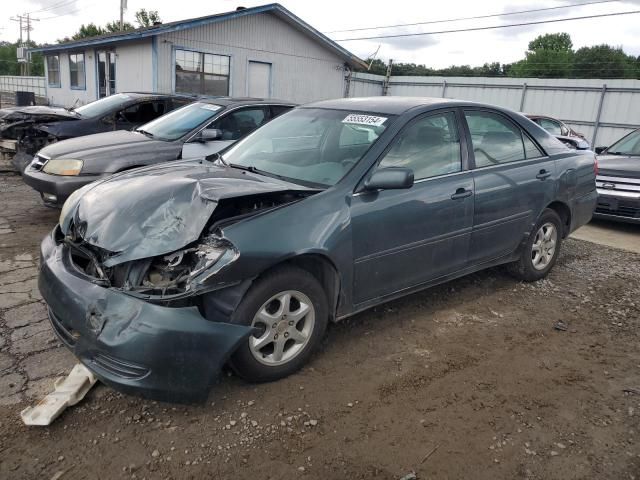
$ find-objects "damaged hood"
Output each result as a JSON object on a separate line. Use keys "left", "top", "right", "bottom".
{"left": 60, "top": 160, "right": 315, "bottom": 266}
{"left": 0, "top": 105, "right": 79, "bottom": 122}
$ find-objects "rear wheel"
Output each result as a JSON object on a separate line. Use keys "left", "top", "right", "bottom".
{"left": 229, "top": 266, "right": 328, "bottom": 382}
{"left": 508, "top": 208, "right": 563, "bottom": 282}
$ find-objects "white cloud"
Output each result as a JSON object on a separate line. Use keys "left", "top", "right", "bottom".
{"left": 0, "top": 0, "right": 637, "bottom": 68}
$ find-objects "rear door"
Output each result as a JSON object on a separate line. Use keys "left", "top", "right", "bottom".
{"left": 463, "top": 109, "right": 556, "bottom": 264}
{"left": 350, "top": 110, "right": 474, "bottom": 304}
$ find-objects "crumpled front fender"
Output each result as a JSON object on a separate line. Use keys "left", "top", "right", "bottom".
{"left": 39, "top": 231, "right": 254, "bottom": 402}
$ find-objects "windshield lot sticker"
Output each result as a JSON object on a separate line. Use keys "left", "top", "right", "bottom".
{"left": 342, "top": 114, "right": 387, "bottom": 127}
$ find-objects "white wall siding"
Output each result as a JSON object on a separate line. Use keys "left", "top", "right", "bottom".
{"left": 46, "top": 50, "right": 97, "bottom": 107}
{"left": 114, "top": 40, "right": 154, "bottom": 93}
{"left": 155, "top": 12, "right": 346, "bottom": 103}
{"left": 349, "top": 73, "right": 640, "bottom": 146}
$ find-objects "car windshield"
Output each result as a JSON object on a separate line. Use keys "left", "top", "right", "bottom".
{"left": 74, "top": 93, "right": 135, "bottom": 118}
{"left": 221, "top": 108, "right": 394, "bottom": 187}
{"left": 607, "top": 130, "right": 640, "bottom": 156}
{"left": 136, "top": 102, "right": 223, "bottom": 141}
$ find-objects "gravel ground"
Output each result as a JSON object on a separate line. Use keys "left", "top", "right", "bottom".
{"left": 0, "top": 172, "right": 639, "bottom": 480}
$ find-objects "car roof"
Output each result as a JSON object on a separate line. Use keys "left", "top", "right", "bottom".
{"left": 195, "top": 97, "right": 296, "bottom": 107}
{"left": 119, "top": 92, "right": 196, "bottom": 100}
{"left": 303, "top": 96, "right": 493, "bottom": 115}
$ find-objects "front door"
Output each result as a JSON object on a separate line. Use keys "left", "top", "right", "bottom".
{"left": 182, "top": 106, "right": 270, "bottom": 159}
{"left": 463, "top": 109, "right": 557, "bottom": 264}
{"left": 97, "top": 51, "right": 116, "bottom": 98}
{"left": 350, "top": 110, "right": 474, "bottom": 305}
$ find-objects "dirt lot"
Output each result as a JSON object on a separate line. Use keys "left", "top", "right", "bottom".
{"left": 1, "top": 171, "right": 639, "bottom": 480}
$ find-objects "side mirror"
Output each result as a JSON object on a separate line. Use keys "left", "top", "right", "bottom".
{"left": 363, "top": 167, "right": 414, "bottom": 191}
{"left": 198, "top": 128, "right": 222, "bottom": 142}
{"left": 595, "top": 146, "right": 607, "bottom": 154}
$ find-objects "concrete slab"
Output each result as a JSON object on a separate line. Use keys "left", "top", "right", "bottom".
{"left": 571, "top": 219, "right": 640, "bottom": 254}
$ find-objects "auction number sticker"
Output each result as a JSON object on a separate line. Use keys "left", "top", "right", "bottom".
{"left": 342, "top": 114, "right": 387, "bottom": 127}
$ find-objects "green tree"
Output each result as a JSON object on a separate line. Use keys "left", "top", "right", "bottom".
{"left": 528, "top": 33, "right": 573, "bottom": 53}
{"left": 509, "top": 32, "right": 574, "bottom": 78}
{"left": 135, "top": 9, "right": 162, "bottom": 28}
{"left": 104, "top": 20, "right": 135, "bottom": 33}
{"left": 572, "top": 45, "right": 636, "bottom": 78}
{"left": 0, "top": 40, "right": 44, "bottom": 76}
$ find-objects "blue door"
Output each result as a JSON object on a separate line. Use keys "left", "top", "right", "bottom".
{"left": 351, "top": 110, "right": 474, "bottom": 305}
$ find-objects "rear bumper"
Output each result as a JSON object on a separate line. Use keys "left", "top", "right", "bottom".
{"left": 569, "top": 189, "right": 597, "bottom": 234}
{"left": 39, "top": 230, "right": 253, "bottom": 403}
{"left": 23, "top": 167, "right": 101, "bottom": 208}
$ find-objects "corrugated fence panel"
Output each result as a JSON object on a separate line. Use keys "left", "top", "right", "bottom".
{"left": 349, "top": 74, "right": 640, "bottom": 146}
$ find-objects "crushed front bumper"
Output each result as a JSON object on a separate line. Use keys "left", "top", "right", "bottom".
{"left": 39, "top": 231, "right": 253, "bottom": 403}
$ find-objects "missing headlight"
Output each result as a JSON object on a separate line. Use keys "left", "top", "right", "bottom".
{"left": 122, "top": 236, "right": 238, "bottom": 298}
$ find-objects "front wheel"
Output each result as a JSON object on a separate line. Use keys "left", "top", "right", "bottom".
{"left": 508, "top": 209, "right": 563, "bottom": 282}
{"left": 229, "top": 266, "right": 328, "bottom": 382}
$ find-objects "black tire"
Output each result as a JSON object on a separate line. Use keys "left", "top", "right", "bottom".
{"left": 508, "top": 208, "right": 563, "bottom": 282}
{"left": 229, "top": 265, "right": 328, "bottom": 382}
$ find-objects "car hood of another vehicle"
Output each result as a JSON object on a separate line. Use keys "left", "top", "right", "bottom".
{"left": 38, "top": 130, "right": 178, "bottom": 173}
{"left": 60, "top": 160, "right": 317, "bottom": 267}
{"left": 597, "top": 154, "right": 640, "bottom": 180}
{"left": 0, "top": 105, "right": 79, "bottom": 121}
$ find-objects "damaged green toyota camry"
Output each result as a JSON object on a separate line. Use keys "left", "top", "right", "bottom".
{"left": 39, "top": 97, "right": 597, "bottom": 401}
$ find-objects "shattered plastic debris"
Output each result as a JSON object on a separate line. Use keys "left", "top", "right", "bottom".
{"left": 20, "top": 363, "right": 97, "bottom": 426}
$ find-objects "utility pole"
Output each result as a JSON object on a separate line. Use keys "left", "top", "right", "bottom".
{"left": 382, "top": 59, "right": 393, "bottom": 96}
{"left": 120, "top": 0, "right": 128, "bottom": 30}
{"left": 10, "top": 14, "right": 39, "bottom": 75}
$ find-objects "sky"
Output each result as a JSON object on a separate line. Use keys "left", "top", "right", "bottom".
{"left": 1, "top": 0, "right": 639, "bottom": 68}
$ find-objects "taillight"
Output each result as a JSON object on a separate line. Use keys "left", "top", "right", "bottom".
{"left": 593, "top": 155, "right": 599, "bottom": 175}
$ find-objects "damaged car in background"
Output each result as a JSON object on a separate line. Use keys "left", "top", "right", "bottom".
{"left": 22, "top": 98, "right": 294, "bottom": 207}
{"left": 1, "top": 92, "right": 194, "bottom": 172}
{"left": 39, "top": 97, "right": 597, "bottom": 402}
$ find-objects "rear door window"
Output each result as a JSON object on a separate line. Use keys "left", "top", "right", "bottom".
{"left": 120, "top": 101, "right": 166, "bottom": 124}
{"left": 464, "top": 111, "right": 542, "bottom": 167}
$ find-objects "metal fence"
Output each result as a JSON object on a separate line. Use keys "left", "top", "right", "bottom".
{"left": 347, "top": 73, "right": 640, "bottom": 147}
{"left": 0, "top": 75, "right": 47, "bottom": 108}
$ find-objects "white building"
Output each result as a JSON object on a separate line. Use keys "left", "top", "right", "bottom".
{"left": 31, "top": 3, "right": 365, "bottom": 107}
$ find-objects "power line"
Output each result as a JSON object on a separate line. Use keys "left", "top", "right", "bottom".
{"left": 335, "top": 9, "right": 640, "bottom": 41}
{"left": 327, "top": 0, "right": 620, "bottom": 34}
{"left": 28, "top": 0, "right": 78, "bottom": 14}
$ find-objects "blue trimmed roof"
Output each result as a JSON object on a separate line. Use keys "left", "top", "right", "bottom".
{"left": 30, "top": 3, "right": 366, "bottom": 68}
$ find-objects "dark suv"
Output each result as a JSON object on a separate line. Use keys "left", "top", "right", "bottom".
{"left": 39, "top": 97, "right": 597, "bottom": 402}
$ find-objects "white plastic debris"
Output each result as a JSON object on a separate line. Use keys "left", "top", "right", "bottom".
{"left": 20, "top": 363, "right": 97, "bottom": 426}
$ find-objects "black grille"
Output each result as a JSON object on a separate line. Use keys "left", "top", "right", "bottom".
{"left": 91, "top": 353, "right": 149, "bottom": 379}
{"left": 596, "top": 200, "right": 640, "bottom": 218}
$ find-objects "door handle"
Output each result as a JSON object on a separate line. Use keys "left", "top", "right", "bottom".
{"left": 451, "top": 188, "right": 472, "bottom": 200}
{"left": 536, "top": 169, "right": 552, "bottom": 180}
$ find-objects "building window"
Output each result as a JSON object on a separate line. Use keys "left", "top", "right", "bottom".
{"left": 175, "top": 49, "right": 230, "bottom": 96}
{"left": 69, "top": 53, "right": 86, "bottom": 90}
{"left": 46, "top": 55, "right": 60, "bottom": 87}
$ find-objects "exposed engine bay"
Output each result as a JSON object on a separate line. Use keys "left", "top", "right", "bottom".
{"left": 62, "top": 191, "right": 313, "bottom": 302}
{"left": 0, "top": 109, "right": 77, "bottom": 154}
